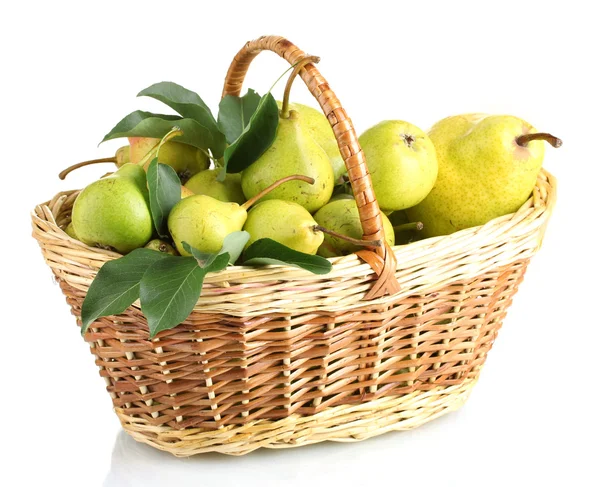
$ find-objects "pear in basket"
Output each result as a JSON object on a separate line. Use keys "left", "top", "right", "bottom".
{"left": 242, "top": 200, "right": 323, "bottom": 255}
{"left": 359, "top": 120, "right": 439, "bottom": 212}
{"left": 241, "top": 108, "right": 334, "bottom": 213}
{"left": 169, "top": 175, "right": 316, "bottom": 256}
{"left": 71, "top": 163, "right": 153, "bottom": 254}
{"left": 313, "top": 198, "right": 395, "bottom": 257}
{"left": 276, "top": 100, "right": 347, "bottom": 182}
{"left": 406, "top": 114, "right": 562, "bottom": 237}
{"left": 58, "top": 137, "right": 208, "bottom": 184}
{"left": 184, "top": 169, "right": 245, "bottom": 204}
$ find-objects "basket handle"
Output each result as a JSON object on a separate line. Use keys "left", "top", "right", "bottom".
{"left": 222, "top": 35, "right": 400, "bottom": 299}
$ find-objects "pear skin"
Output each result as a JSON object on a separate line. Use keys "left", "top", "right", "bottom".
{"left": 277, "top": 101, "right": 346, "bottom": 181}
{"left": 168, "top": 195, "right": 247, "bottom": 255}
{"left": 241, "top": 110, "right": 334, "bottom": 214}
{"left": 313, "top": 199, "right": 395, "bottom": 257}
{"left": 128, "top": 137, "right": 209, "bottom": 180}
{"left": 72, "top": 163, "right": 153, "bottom": 253}
{"left": 359, "top": 120, "right": 438, "bottom": 212}
{"left": 185, "top": 169, "right": 245, "bottom": 204}
{"left": 65, "top": 222, "right": 79, "bottom": 240}
{"left": 145, "top": 239, "right": 178, "bottom": 255}
{"left": 243, "top": 200, "right": 323, "bottom": 254}
{"left": 406, "top": 114, "right": 546, "bottom": 237}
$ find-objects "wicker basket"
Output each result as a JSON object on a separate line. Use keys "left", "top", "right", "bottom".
{"left": 31, "top": 36, "right": 556, "bottom": 456}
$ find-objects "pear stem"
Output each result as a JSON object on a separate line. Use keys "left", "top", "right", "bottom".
{"left": 516, "top": 133, "right": 562, "bottom": 148}
{"left": 393, "top": 222, "right": 424, "bottom": 232}
{"left": 58, "top": 157, "right": 117, "bottom": 180}
{"left": 312, "top": 225, "right": 382, "bottom": 248}
{"left": 280, "top": 55, "right": 321, "bottom": 119}
{"left": 241, "top": 175, "right": 315, "bottom": 210}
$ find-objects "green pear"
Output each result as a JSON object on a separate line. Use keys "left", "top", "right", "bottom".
{"left": 406, "top": 114, "right": 560, "bottom": 237}
{"left": 313, "top": 199, "right": 395, "bottom": 257}
{"left": 241, "top": 110, "right": 334, "bottom": 214}
{"left": 115, "top": 145, "right": 130, "bottom": 166}
{"left": 145, "top": 239, "right": 178, "bottom": 255}
{"left": 277, "top": 101, "right": 346, "bottom": 181}
{"left": 64, "top": 222, "right": 79, "bottom": 240}
{"left": 243, "top": 200, "right": 323, "bottom": 254}
{"left": 168, "top": 195, "right": 247, "bottom": 255}
{"left": 128, "top": 136, "right": 209, "bottom": 182}
{"left": 359, "top": 120, "right": 438, "bottom": 212}
{"left": 184, "top": 169, "right": 245, "bottom": 204}
{"left": 71, "top": 163, "right": 153, "bottom": 253}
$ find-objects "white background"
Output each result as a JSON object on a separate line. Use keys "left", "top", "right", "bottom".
{"left": 3, "top": 1, "right": 599, "bottom": 485}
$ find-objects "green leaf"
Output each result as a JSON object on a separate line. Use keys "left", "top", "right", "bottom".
{"left": 137, "top": 82, "right": 225, "bottom": 157}
{"left": 182, "top": 231, "right": 250, "bottom": 268}
{"left": 101, "top": 110, "right": 225, "bottom": 157}
{"left": 217, "top": 89, "right": 261, "bottom": 144}
{"left": 138, "top": 81, "right": 216, "bottom": 125}
{"left": 220, "top": 231, "right": 250, "bottom": 264}
{"left": 80, "top": 249, "right": 169, "bottom": 334}
{"left": 182, "top": 241, "right": 219, "bottom": 268}
{"left": 243, "top": 239, "right": 333, "bottom": 275}
{"left": 220, "top": 93, "right": 279, "bottom": 178}
{"left": 147, "top": 158, "right": 181, "bottom": 238}
{"left": 140, "top": 254, "right": 230, "bottom": 337}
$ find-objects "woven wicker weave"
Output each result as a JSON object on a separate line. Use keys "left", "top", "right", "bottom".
{"left": 31, "top": 36, "right": 557, "bottom": 456}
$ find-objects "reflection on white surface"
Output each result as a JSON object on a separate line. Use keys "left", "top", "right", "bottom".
{"left": 103, "top": 411, "right": 459, "bottom": 487}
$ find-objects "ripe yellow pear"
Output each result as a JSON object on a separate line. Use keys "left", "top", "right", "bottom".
{"left": 71, "top": 164, "right": 153, "bottom": 253}
{"left": 277, "top": 101, "right": 346, "bottom": 181}
{"left": 313, "top": 199, "right": 395, "bottom": 257}
{"left": 243, "top": 200, "right": 323, "bottom": 254}
{"left": 168, "top": 195, "right": 247, "bottom": 255}
{"left": 128, "top": 136, "right": 209, "bottom": 181}
{"left": 184, "top": 169, "right": 245, "bottom": 204}
{"left": 406, "top": 114, "right": 561, "bottom": 237}
{"left": 359, "top": 120, "right": 438, "bottom": 212}
{"left": 241, "top": 110, "right": 334, "bottom": 213}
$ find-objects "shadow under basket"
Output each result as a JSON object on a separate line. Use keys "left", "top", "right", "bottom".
{"left": 31, "top": 36, "right": 557, "bottom": 456}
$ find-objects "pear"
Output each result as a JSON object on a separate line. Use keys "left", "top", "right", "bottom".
{"left": 168, "top": 195, "right": 246, "bottom": 255}
{"left": 277, "top": 101, "right": 346, "bottom": 181}
{"left": 313, "top": 199, "right": 395, "bottom": 257}
{"left": 241, "top": 110, "right": 334, "bottom": 214}
{"left": 184, "top": 169, "right": 245, "bottom": 204}
{"left": 71, "top": 163, "right": 153, "bottom": 253}
{"left": 406, "top": 114, "right": 561, "bottom": 237}
{"left": 243, "top": 200, "right": 323, "bottom": 254}
{"left": 128, "top": 136, "right": 209, "bottom": 182}
{"left": 169, "top": 175, "right": 314, "bottom": 256}
{"left": 359, "top": 120, "right": 438, "bottom": 212}
{"left": 64, "top": 222, "right": 79, "bottom": 240}
{"left": 145, "top": 239, "right": 178, "bottom": 255}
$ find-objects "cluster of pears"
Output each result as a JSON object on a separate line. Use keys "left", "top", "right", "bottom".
{"left": 355, "top": 114, "right": 560, "bottom": 240}
{"left": 63, "top": 94, "right": 560, "bottom": 260}
{"left": 63, "top": 97, "right": 395, "bottom": 260}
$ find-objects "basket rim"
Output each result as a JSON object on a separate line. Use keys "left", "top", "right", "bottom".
{"left": 31, "top": 168, "right": 556, "bottom": 315}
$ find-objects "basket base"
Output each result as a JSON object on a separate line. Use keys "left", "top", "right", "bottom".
{"left": 117, "top": 378, "right": 477, "bottom": 456}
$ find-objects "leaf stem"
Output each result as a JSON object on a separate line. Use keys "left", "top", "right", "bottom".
{"left": 58, "top": 157, "right": 117, "bottom": 180}
{"left": 312, "top": 225, "right": 382, "bottom": 248}
{"left": 516, "top": 132, "right": 562, "bottom": 148}
{"left": 280, "top": 55, "right": 321, "bottom": 119}
{"left": 241, "top": 174, "right": 315, "bottom": 210}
